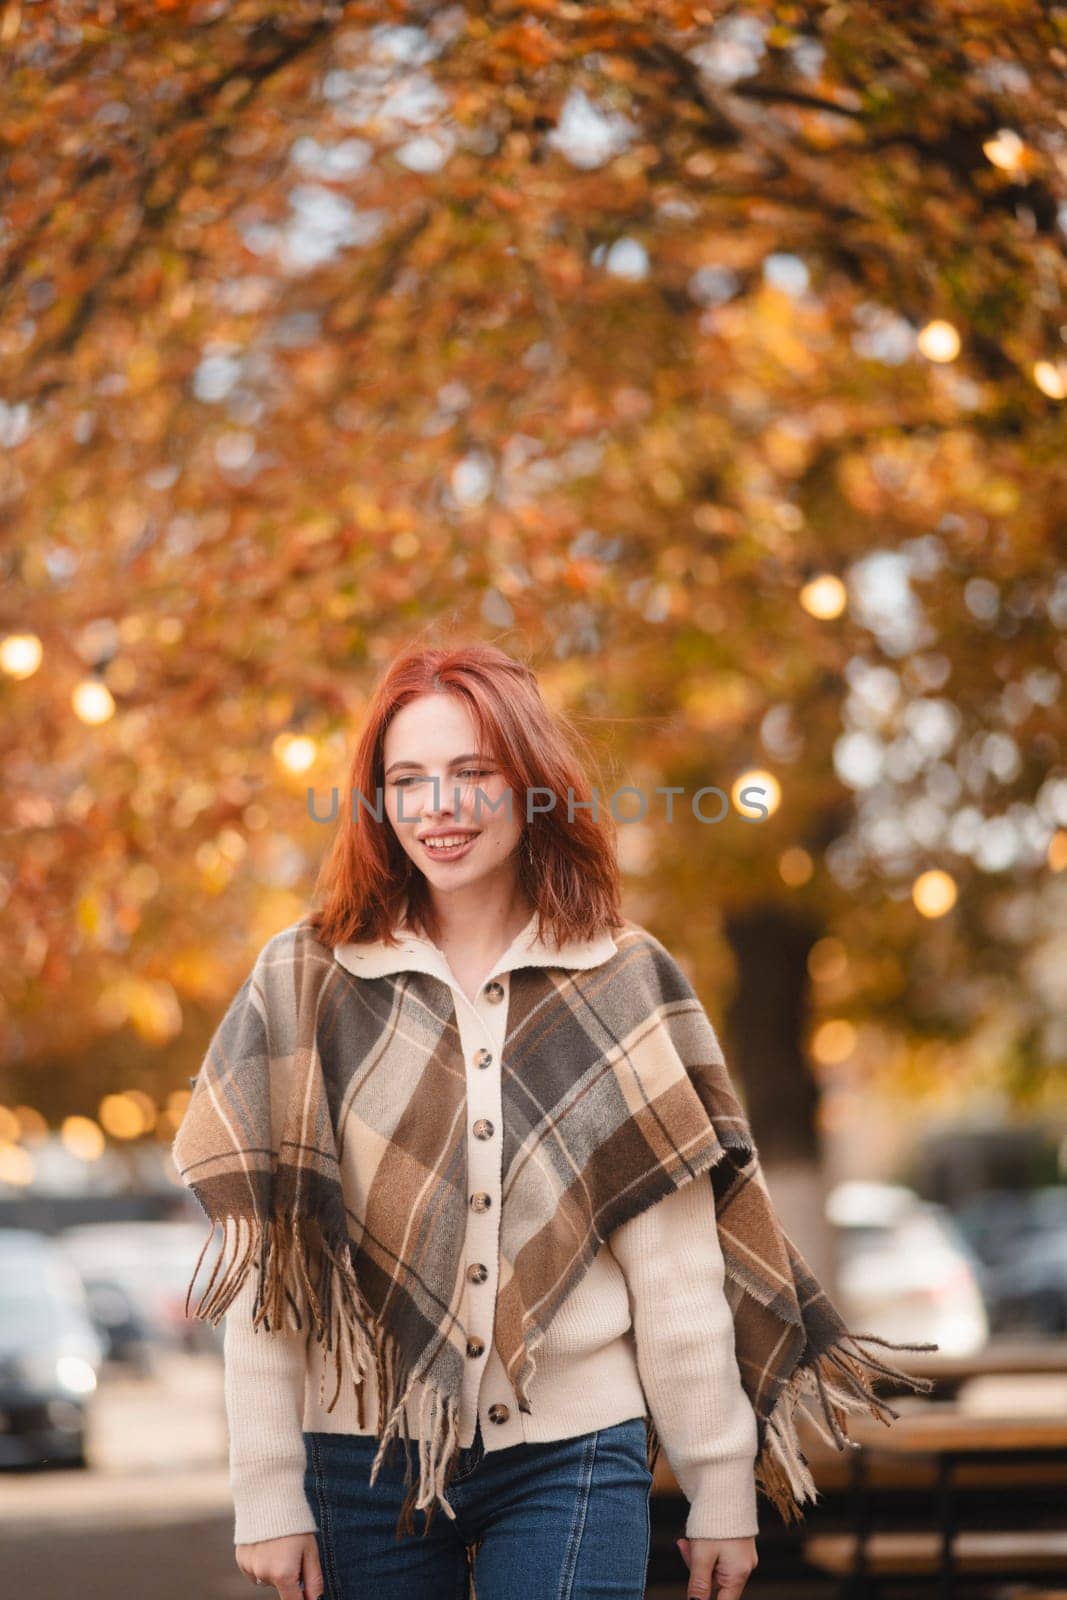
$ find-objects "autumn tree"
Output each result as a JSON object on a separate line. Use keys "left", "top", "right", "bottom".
{"left": 2, "top": 4, "right": 1065, "bottom": 1264}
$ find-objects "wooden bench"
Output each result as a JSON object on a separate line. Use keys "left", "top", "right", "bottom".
{"left": 994, "top": 1588, "right": 1067, "bottom": 1599}
{"left": 803, "top": 1529, "right": 1067, "bottom": 1579}
{"left": 798, "top": 1402, "right": 1067, "bottom": 1596}
{"left": 799, "top": 1442, "right": 1067, "bottom": 1495}
{"left": 795, "top": 1407, "right": 1067, "bottom": 1495}
{"left": 865, "top": 1340, "right": 1067, "bottom": 1403}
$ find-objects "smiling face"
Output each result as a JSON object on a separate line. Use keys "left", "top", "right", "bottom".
{"left": 382, "top": 692, "right": 526, "bottom": 903}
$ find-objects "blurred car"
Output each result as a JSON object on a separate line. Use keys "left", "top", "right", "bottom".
{"left": 955, "top": 1186, "right": 1067, "bottom": 1336}
{"left": 950, "top": 1187, "right": 1041, "bottom": 1271}
{"left": 827, "top": 1180, "right": 989, "bottom": 1356}
{"left": 58, "top": 1219, "right": 224, "bottom": 1359}
{"left": 0, "top": 1228, "right": 106, "bottom": 1468}
{"left": 78, "top": 1276, "right": 156, "bottom": 1373}
{"left": 981, "top": 1231, "right": 1067, "bottom": 1335}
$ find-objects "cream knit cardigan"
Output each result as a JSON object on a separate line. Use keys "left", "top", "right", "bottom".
{"left": 222, "top": 912, "right": 761, "bottom": 1547}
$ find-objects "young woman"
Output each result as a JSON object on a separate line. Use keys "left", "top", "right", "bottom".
{"left": 174, "top": 642, "right": 933, "bottom": 1600}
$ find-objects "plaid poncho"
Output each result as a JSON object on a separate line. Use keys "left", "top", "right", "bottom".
{"left": 172, "top": 917, "right": 936, "bottom": 1542}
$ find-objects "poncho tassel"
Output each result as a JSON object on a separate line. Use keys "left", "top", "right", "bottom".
{"left": 183, "top": 1207, "right": 380, "bottom": 1403}
{"left": 752, "top": 1330, "right": 938, "bottom": 1524}
{"left": 185, "top": 1206, "right": 468, "bottom": 1541}
{"left": 364, "top": 1327, "right": 467, "bottom": 1542}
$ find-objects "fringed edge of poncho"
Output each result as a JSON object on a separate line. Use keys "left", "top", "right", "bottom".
{"left": 185, "top": 1208, "right": 475, "bottom": 1542}
{"left": 753, "top": 1328, "right": 938, "bottom": 1523}
{"left": 642, "top": 1322, "right": 939, "bottom": 1525}
{"left": 186, "top": 1203, "right": 939, "bottom": 1541}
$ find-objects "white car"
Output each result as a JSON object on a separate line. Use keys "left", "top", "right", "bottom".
{"left": 827, "top": 1180, "right": 989, "bottom": 1356}
{"left": 58, "top": 1219, "right": 224, "bottom": 1355}
{"left": 0, "top": 1229, "right": 106, "bottom": 1467}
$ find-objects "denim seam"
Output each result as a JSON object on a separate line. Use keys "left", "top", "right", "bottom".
{"left": 308, "top": 1433, "right": 340, "bottom": 1600}
{"left": 557, "top": 1430, "right": 598, "bottom": 1600}
{"left": 642, "top": 1459, "right": 652, "bottom": 1582}
{"left": 456, "top": 1542, "right": 474, "bottom": 1600}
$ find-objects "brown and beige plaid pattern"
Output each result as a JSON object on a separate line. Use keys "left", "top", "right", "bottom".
{"left": 172, "top": 917, "right": 936, "bottom": 1542}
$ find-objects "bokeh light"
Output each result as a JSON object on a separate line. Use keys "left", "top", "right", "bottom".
{"left": 982, "top": 128, "right": 1025, "bottom": 171}
{"left": 1033, "top": 361, "right": 1067, "bottom": 400}
{"left": 912, "top": 868, "right": 958, "bottom": 917}
{"left": 72, "top": 679, "right": 116, "bottom": 724}
{"left": 800, "top": 574, "right": 847, "bottom": 619}
{"left": 811, "top": 1019, "right": 858, "bottom": 1066}
{"left": 778, "top": 847, "right": 814, "bottom": 886}
{"left": 808, "top": 937, "right": 849, "bottom": 984}
{"left": 733, "top": 769, "right": 781, "bottom": 818}
{"left": 60, "top": 1115, "right": 107, "bottom": 1161}
{"left": 0, "top": 1142, "right": 34, "bottom": 1186}
{"left": 0, "top": 632, "right": 43, "bottom": 678}
{"left": 917, "top": 320, "right": 960, "bottom": 362}
{"left": 274, "top": 733, "right": 318, "bottom": 773}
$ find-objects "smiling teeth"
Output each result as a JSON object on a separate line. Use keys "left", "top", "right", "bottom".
{"left": 425, "top": 835, "right": 474, "bottom": 850}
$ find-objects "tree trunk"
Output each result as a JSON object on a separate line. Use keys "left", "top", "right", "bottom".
{"left": 722, "top": 900, "right": 839, "bottom": 1293}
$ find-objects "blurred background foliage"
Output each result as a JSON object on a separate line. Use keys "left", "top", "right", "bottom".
{"left": 1, "top": 1, "right": 1065, "bottom": 1179}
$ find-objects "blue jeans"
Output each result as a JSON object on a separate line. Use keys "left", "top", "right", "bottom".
{"left": 302, "top": 1414, "right": 653, "bottom": 1599}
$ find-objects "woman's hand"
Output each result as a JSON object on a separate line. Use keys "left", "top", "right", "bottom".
{"left": 676, "top": 1534, "right": 758, "bottom": 1599}
{"left": 236, "top": 1531, "right": 324, "bottom": 1599}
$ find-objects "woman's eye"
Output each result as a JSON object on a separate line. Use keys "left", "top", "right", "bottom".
{"left": 391, "top": 770, "right": 492, "bottom": 787}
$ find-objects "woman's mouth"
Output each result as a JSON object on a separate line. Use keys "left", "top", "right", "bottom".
{"left": 420, "top": 832, "right": 479, "bottom": 863}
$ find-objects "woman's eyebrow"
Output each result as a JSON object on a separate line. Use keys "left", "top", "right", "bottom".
{"left": 384, "top": 752, "right": 488, "bottom": 775}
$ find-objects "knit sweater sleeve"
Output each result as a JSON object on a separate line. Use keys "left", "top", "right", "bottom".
{"left": 222, "top": 1267, "right": 319, "bottom": 1546}
{"left": 607, "top": 1174, "right": 761, "bottom": 1540}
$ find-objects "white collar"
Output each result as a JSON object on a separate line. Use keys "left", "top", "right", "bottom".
{"left": 334, "top": 908, "right": 618, "bottom": 986}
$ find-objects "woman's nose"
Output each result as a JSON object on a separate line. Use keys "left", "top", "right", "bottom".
{"left": 420, "top": 781, "right": 463, "bottom": 819}
{"left": 422, "top": 790, "right": 463, "bottom": 819}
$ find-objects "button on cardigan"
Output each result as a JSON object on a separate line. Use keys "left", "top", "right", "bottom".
{"left": 221, "top": 912, "right": 760, "bottom": 1546}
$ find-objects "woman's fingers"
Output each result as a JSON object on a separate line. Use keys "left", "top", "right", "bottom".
{"left": 265, "top": 1565, "right": 305, "bottom": 1599}
{"left": 236, "top": 1532, "right": 325, "bottom": 1599}
{"left": 300, "top": 1534, "right": 325, "bottom": 1600}
{"left": 676, "top": 1535, "right": 758, "bottom": 1600}
{"left": 676, "top": 1535, "right": 716, "bottom": 1598}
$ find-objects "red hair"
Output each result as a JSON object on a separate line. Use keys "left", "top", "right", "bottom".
{"left": 307, "top": 642, "right": 624, "bottom": 950}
